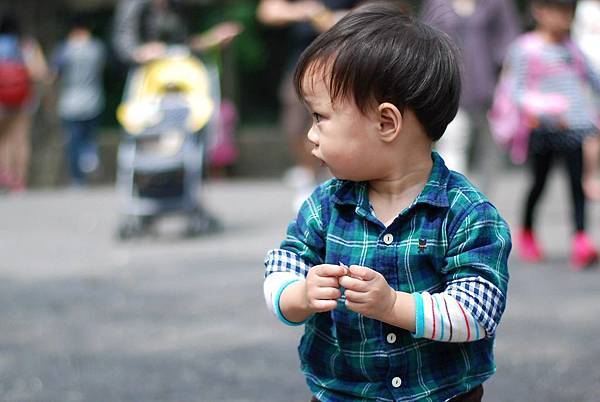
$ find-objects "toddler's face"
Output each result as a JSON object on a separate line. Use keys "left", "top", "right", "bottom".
{"left": 534, "top": 3, "right": 576, "bottom": 36}
{"left": 300, "top": 71, "right": 385, "bottom": 182}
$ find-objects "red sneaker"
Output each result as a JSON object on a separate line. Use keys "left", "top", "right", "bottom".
{"left": 0, "top": 169, "right": 12, "bottom": 187}
{"left": 571, "top": 232, "right": 598, "bottom": 270}
{"left": 518, "top": 229, "right": 543, "bottom": 262}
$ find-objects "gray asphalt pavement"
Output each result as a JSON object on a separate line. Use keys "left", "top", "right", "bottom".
{"left": 0, "top": 170, "right": 599, "bottom": 402}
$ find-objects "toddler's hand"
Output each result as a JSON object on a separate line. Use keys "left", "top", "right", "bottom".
{"left": 339, "top": 265, "right": 397, "bottom": 321}
{"left": 305, "top": 264, "right": 346, "bottom": 313}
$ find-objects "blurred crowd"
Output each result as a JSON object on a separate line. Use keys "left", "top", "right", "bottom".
{"left": 0, "top": 0, "right": 243, "bottom": 192}
{"left": 0, "top": 0, "right": 599, "bottom": 264}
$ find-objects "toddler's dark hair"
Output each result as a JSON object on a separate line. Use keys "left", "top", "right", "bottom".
{"left": 293, "top": 1, "right": 461, "bottom": 141}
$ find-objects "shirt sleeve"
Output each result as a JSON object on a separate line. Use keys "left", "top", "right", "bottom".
{"left": 50, "top": 43, "right": 66, "bottom": 75}
{"left": 112, "top": 0, "right": 144, "bottom": 64}
{"left": 507, "top": 42, "right": 529, "bottom": 110}
{"left": 414, "top": 201, "right": 511, "bottom": 342}
{"left": 264, "top": 186, "right": 327, "bottom": 278}
{"left": 263, "top": 272, "right": 305, "bottom": 326}
{"left": 263, "top": 185, "right": 328, "bottom": 324}
{"left": 412, "top": 291, "right": 485, "bottom": 342}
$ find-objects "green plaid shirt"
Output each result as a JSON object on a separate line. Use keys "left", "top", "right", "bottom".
{"left": 265, "top": 153, "right": 511, "bottom": 401}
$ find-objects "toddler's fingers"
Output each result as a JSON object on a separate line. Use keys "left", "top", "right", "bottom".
{"left": 344, "top": 289, "right": 368, "bottom": 303}
{"left": 310, "top": 299, "right": 339, "bottom": 312}
{"left": 315, "top": 276, "right": 340, "bottom": 288}
{"left": 314, "top": 264, "right": 347, "bottom": 277}
{"left": 339, "top": 275, "right": 369, "bottom": 292}
{"left": 315, "top": 287, "right": 342, "bottom": 300}
{"left": 348, "top": 265, "right": 377, "bottom": 281}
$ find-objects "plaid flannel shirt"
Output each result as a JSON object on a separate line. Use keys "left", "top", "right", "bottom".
{"left": 264, "top": 153, "right": 511, "bottom": 402}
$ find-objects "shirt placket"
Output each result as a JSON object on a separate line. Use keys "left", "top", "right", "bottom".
{"left": 373, "top": 223, "right": 409, "bottom": 396}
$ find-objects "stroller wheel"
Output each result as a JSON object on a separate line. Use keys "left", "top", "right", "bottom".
{"left": 117, "top": 216, "right": 153, "bottom": 240}
{"left": 185, "top": 210, "right": 221, "bottom": 237}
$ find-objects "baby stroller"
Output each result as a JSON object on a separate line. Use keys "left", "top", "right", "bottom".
{"left": 115, "top": 46, "right": 220, "bottom": 239}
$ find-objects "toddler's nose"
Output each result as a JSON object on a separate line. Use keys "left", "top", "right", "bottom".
{"left": 307, "top": 127, "right": 319, "bottom": 146}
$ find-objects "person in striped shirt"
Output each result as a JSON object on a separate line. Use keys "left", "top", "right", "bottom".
{"left": 263, "top": 3, "right": 511, "bottom": 401}
{"left": 508, "top": 0, "right": 600, "bottom": 268}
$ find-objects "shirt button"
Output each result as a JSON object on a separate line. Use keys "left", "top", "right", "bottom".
{"left": 386, "top": 333, "right": 397, "bottom": 344}
{"left": 383, "top": 233, "right": 394, "bottom": 244}
{"left": 392, "top": 377, "right": 402, "bottom": 388}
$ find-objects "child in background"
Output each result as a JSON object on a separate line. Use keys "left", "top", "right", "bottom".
{"left": 0, "top": 12, "right": 48, "bottom": 192}
{"left": 263, "top": 3, "right": 511, "bottom": 401}
{"left": 508, "top": 0, "right": 600, "bottom": 268}
{"left": 52, "top": 15, "right": 106, "bottom": 186}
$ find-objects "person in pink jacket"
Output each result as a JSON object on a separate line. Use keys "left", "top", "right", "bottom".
{"left": 507, "top": 0, "right": 600, "bottom": 269}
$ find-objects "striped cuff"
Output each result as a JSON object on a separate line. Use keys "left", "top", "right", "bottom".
{"left": 274, "top": 279, "right": 309, "bottom": 326}
{"left": 412, "top": 291, "right": 486, "bottom": 342}
{"left": 412, "top": 292, "right": 425, "bottom": 338}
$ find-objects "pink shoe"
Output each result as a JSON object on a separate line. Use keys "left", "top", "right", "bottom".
{"left": 0, "top": 169, "right": 11, "bottom": 187}
{"left": 571, "top": 232, "right": 598, "bottom": 270}
{"left": 9, "top": 179, "right": 26, "bottom": 193}
{"left": 518, "top": 229, "right": 543, "bottom": 263}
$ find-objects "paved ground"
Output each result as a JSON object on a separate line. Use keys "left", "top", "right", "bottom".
{"left": 0, "top": 169, "right": 599, "bottom": 402}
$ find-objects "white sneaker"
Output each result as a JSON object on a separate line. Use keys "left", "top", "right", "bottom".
{"left": 284, "top": 166, "right": 315, "bottom": 190}
{"left": 284, "top": 165, "right": 316, "bottom": 213}
{"left": 79, "top": 152, "right": 99, "bottom": 174}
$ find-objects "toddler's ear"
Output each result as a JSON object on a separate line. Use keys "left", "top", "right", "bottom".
{"left": 377, "top": 102, "right": 402, "bottom": 143}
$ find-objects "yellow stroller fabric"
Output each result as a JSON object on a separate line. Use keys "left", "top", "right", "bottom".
{"left": 117, "top": 55, "right": 214, "bottom": 135}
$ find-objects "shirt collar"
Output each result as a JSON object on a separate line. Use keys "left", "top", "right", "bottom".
{"left": 332, "top": 152, "right": 450, "bottom": 210}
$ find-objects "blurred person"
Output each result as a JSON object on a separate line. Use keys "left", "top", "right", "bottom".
{"left": 112, "top": 0, "right": 241, "bottom": 66}
{"left": 112, "top": 0, "right": 241, "bottom": 237}
{"left": 112, "top": 0, "right": 242, "bottom": 177}
{"left": 504, "top": 0, "right": 600, "bottom": 269}
{"left": 420, "top": 0, "right": 520, "bottom": 176}
{"left": 51, "top": 15, "right": 106, "bottom": 186}
{"left": 0, "top": 11, "right": 48, "bottom": 193}
{"left": 263, "top": 4, "right": 511, "bottom": 401}
{"left": 257, "top": 0, "right": 359, "bottom": 211}
{"left": 572, "top": 0, "right": 600, "bottom": 200}
{"left": 207, "top": 99, "right": 239, "bottom": 178}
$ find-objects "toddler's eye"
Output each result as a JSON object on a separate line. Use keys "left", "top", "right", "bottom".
{"left": 312, "top": 113, "right": 322, "bottom": 123}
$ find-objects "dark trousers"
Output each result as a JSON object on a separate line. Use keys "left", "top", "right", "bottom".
{"left": 523, "top": 144, "right": 585, "bottom": 232}
{"left": 62, "top": 117, "right": 100, "bottom": 185}
{"left": 310, "top": 384, "right": 484, "bottom": 402}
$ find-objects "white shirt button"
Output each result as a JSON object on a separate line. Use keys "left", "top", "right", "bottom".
{"left": 392, "top": 377, "right": 402, "bottom": 388}
{"left": 383, "top": 233, "right": 394, "bottom": 244}
{"left": 386, "top": 333, "right": 397, "bottom": 344}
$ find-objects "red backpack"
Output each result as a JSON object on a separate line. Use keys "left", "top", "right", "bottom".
{"left": 0, "top": 35, "right": 31, "bottom": 108}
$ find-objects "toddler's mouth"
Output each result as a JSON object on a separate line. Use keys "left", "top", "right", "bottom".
{"left": 312, "top": 152, "right": 326, "bottom": 167}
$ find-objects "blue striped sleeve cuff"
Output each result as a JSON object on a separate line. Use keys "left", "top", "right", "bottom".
{"left": 412, "top": 292, "right": 425, "bottom": 338}
{"left": 274, "top": 278, "right": 309, "bottom": 326}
